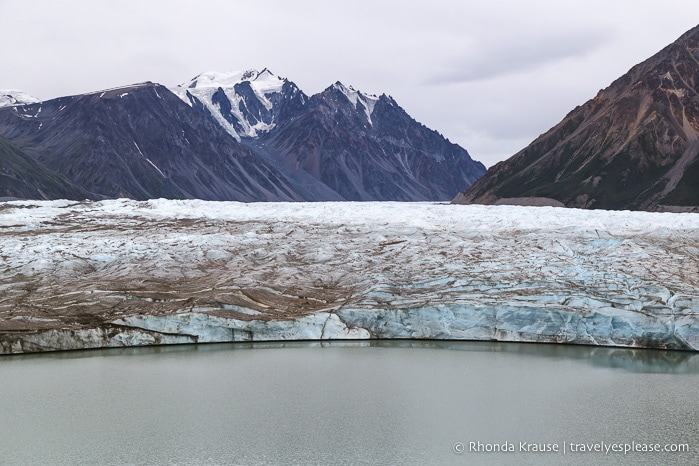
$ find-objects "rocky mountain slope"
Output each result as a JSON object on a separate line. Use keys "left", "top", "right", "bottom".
{"left": 172, "top": 70, "right": 484, "bottom": 201}
{"left": 0, "top": 83, "right": 303, "bottom": 201}
{"left": 0, "top": 136, "right": 89, "bottom": 200}
{"left": 256, "top": 82, "right": 483, "bottom": 200}
{"left": 454, "top": 25, "right": 699, "bottom": 211}
{"left": 0, "top": 71, "right": 484, "bottom": 201}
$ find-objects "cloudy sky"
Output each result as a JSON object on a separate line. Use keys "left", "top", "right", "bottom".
{"left": 2, "top": 1, "right": 698, "bottom": 167}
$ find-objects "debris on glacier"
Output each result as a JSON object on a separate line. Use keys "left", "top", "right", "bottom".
{"left": 0, "top": 199, "right": 697, "bottom": 354}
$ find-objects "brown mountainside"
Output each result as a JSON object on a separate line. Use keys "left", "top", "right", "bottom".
{"left": 454, "top": 25, "right": 699, "bottom": 211}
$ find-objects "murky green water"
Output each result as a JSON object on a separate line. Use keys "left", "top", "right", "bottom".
{"left": 1, "top": 341, "right": 697, "bottom": 465}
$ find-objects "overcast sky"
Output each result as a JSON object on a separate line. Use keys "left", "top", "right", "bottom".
{"left": 2, "top": 1, "right": 698, "bottom": 167}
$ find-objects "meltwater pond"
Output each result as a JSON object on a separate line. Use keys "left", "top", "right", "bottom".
{"left": 1, "top": 342, "right": 697, "bottom": 465}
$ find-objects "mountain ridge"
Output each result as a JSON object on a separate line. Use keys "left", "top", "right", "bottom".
{"left": 0, "top": 70, "right": 484, "bottom": 202}
{"left": 0, "top": 82, "right": 303, "bottom": 201}
{"left": 453, "top": 24, "right": 699, "bottom": 211}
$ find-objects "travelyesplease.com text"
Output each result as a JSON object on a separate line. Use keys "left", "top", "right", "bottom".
{"left": 453, "top": 440, "right": 690, "bottom": 455}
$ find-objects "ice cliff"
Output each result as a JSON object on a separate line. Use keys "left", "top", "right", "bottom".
{"left": 0, "top": 200, "right": 697, "bottom": 354}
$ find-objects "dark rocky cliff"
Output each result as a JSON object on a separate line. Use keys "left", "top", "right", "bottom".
{"left": 259, "top": 83, "right": 484, "bottom": 201}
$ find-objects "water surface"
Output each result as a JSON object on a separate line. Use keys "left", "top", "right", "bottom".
{"left": 1, "top": 341, "right": 697, "bottom": 465}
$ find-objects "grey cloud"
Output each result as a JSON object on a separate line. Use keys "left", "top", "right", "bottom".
{"left": 3, "top": 0, "right": 699, "bottom": 169}
{"left": 430, "top": 28, "right": 613, "bottom": 84}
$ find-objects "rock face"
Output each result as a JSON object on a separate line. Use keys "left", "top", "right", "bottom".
{"left": 1, "top": 200, "right": 697, "bottom": 354}
{"left": 0, "top": 136, "right": 89, "bottom": 200}
{"left": 0, "top": 70, "right": 484, "bottom": 202}
{"left": 256, "top": 82, "right": 484, "bottom": 201}
{"left": 454, "top": 24, "right": 699, "bottom": 211}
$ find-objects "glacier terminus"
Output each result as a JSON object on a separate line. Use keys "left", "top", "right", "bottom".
{"left": 0, "top": 200, "right": 697, "bottom": 354}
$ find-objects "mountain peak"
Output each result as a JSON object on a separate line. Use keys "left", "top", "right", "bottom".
{"left": 329, "top": 82, "right": 380, "bottom": 123}
{"left": 0, "top": 90, "right": 41, "bottom": 108}
{"left": 178, "top": 69, "right": 286, "bottom": 95}
{"left": 331, "top": 81, "right": 377, "bottom": 98}
{"left": 170, "top": 69, "right": 303, "bottom": 140}
{"left": 453, "top": 24, "right": 699, "bottom": 211}
{"left": 256, "top": 68, "right": 275, "bottom": 79}
{"left": 182, "top": 70, "right": 259, "bottom": 89}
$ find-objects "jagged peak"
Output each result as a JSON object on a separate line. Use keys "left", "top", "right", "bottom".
{"left": 379, "top": 93, "right": 397, "bottom": 106}
{"left": 330, "top": 81, "right": 375, "bottom": 97}
{"left": 255, "top": 68, "right": 275, "bottom": 80}
{"left": 169, "top": 68, "right": 306, "bottom": 141}
{"left": 330, "top": 81, "right": 379, "bottom": 102}
{"left": 329, "top": 82, "right": 380, "bottom": 124}
{"left": 240, "top": 69, "right": 258, "bottom": 81}
{"left": 333, "top": 81, "right": 379, "bottom": 98}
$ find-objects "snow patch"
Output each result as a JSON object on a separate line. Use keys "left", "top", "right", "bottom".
{"left": 134, "top": 142, "right": 165, "bottom": 177}
{"left": 0, "top": 89, "right": 41, "bottom": 108}
{"left": 170, "top": 69, "right": 288, "bottom": 139}
{"left": 179, "top": 69, "right": 285, "bottom": 96}
{"left": 332, "top": 82, "right": 379, "bottom": 124}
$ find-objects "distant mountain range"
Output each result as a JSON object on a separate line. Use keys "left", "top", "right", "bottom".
{"left": 454, "top": 24, "right": 699, "bottom": 212}
{"left": 8, "top": 24, "right": 698, "bottom": 210}
{"left": 0, "top": 70, "right": 485, "bottom": 201}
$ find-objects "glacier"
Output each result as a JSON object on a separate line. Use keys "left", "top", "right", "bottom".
{"left": 0, "top": 199, "right": 697, "bottom": 354}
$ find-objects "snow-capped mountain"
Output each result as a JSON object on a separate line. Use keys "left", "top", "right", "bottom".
{"left": 0, "top": 90, "right": 40, "bottom": 108}
{"left": 0, "top": 83, "right": 302, "bottom": 201}
{"left": 171, "top": 69, "right": 307, "bottom": 140}
{"left": 170, "top": 68, "right": 484, "bottom": 200}
{"left": 257, "top": 81, "right": 485, "bottom": 200}
{"left": 0, "top": 70, "right": 485, "bottom": 202}
{"left": 330, "top": 82, "right": 380, "bottom": 125}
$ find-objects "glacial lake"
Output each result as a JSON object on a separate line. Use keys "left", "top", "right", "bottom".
{"left": 1, "top": 341, "right": 697, "bottom": 465}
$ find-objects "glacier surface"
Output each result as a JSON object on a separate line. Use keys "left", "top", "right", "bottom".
{"left": 0, "top": 199, "right": 697, "bottom": 354}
